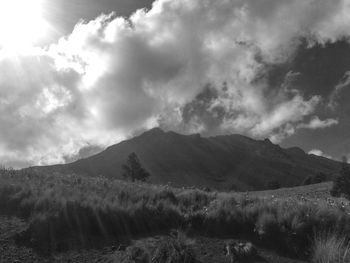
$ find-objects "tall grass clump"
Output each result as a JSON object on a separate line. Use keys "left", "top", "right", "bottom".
{"left": 152, "top": 230, "right": 196, "bottom": 263}
{"left": 312, "top": 233, "right": 350, "bottom": 263}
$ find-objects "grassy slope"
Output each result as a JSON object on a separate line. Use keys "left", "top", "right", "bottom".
{"left": 249, "top": 182, "right": 350, "bottom": 210}
{"left": 251, "top": 182, "right": 333, "bottom": 199}
{"left": 0, "top": 169, "right": 349, "bottom": 262}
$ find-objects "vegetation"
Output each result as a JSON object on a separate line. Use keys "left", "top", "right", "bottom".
{"left": 311, "top": 233, "right": 350, "bottom": 263}
{"left": 122, "top": 233, "right": 196, "bottom": 263}
{"left": 303, "top": 172, "right": 327, "bottom": 186}
{"left": 151, "top": 234, "right": 196, "bottom": 263}
{"left": 331, "top": 159, "right": 350, "bottom": 199}
{"left": 122, "top": 152, "right": 151, "bottom": 182}
{"left": 1, "top": 167, "right": 350, "bottom": 261}
{"left": 126, "top": 246, "right": 150, "bottom": 263}
{"left": 225, "top": 240, "right": 257, "bottom": 262}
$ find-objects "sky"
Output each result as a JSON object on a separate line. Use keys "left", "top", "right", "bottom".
{"left": 1, "top": 0, "right": 350, "bottom": 167}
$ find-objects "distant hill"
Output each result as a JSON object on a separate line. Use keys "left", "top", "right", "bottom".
{"left": 32, "top": 128, "right": 342, "bottom": 190}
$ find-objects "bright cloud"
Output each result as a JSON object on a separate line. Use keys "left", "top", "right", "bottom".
{"left": 1, "top": 0, "right": 350, "bottom": 167}
{"left": 298, "top": 116, "right": 339, "bottom": 130}
{"left": 308, "top": 149, "right": 333, "bottom": 159}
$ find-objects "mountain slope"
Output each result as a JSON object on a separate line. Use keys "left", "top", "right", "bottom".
{"left": 34, "top": 128, "right": 342, "bottom": 190}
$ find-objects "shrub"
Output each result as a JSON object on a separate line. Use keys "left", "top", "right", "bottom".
{"left": 331, "top": 161, "right": 350, "bottom": 199}
{"left": 303, "top": 173, "right": 327, "bottom": 186}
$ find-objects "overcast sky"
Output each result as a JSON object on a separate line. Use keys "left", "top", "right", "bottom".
{"left": 1, "top": 0, "right": 350, "bottom": 167}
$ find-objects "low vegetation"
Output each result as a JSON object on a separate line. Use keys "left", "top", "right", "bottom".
{"left": 331, "top": 161, "right": 350, "bottom": 199}
{"left": 311, "top": 233, "right": 350, "bottom": 263}
{"left": 225, "top": 240, "right": 257, "bottom": 262}
{"left": 151, "top": 233, "right": 196, "bottom": 263}
{"left": 302, "top": 172, "right": 327, "bottom": 186}
{"left": 1, "top": 167, "right": 350, "bottom": 261}
{"left": 116, "top": 232, "right": 196, "bottom": 263}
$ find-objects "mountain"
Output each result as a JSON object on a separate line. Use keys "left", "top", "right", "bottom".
{"left": 32, "top": 128, "right": 342, "bottom": 190}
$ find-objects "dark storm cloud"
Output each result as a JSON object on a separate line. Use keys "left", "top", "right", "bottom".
{"left": 2, "top": 0, "right": 350, "bottom": 166}
{"left": 181, "top": 84, "right": 226, "bottom": 134}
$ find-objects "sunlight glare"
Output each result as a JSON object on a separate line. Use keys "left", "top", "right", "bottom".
{"left": 0, "top": 0, "right": 48, "bottom": 49}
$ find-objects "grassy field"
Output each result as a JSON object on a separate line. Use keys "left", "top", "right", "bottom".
{"left": 0, "top": 168, "right": 350, "bottom": 262}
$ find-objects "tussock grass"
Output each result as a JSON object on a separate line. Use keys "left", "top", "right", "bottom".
{"left": 123, "top": 232, "right": 196, "bottom": 263}
{"left": 312, "top": 233, "right": 350, "bottom": 263}
{"left": 1, "top": 167, "right": 350, "bottom": 260}
{"left": 152, "top": 232, "right": 196, "bottom": 263}
{"left": 225, "top": 240, "right": 257, "bottom": 262}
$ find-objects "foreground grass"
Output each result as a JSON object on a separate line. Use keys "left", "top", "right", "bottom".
{"left": 312, "top": 233, "right": 350, "bottom": 263}
{"left": 1, "top": 168, "right": 350, "bottom": 260}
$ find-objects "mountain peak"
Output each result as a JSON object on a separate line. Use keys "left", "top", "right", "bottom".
{"left": 263, "top": 138, "right": 273, "bottom": 144}
{"left": 142, "top": 127, "right": 165, "bottom": 135}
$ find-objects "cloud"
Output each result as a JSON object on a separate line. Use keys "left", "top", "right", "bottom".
{"left": 329, "top": 71, "right": 350, "bottom": 110}
{"left": 63, "top": 144, "right": 105, "bottom": 163}
{"left": 1, "top": 0, "right": 350, "bottom": 167}
{"left": 176, "top": 82, "right": 322, "bottom": 140}
{"left": 308, "top": 149, "right": 333, "bottom": 159}
{"left": 298, "top": 116, "right": 339, "bottom": 129}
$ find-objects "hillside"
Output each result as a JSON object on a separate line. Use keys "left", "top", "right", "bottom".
{"left": 33, "top": 128, "right": 342, "bottom": 190}
{"left": 0, "top": 169, "right": 348, "bottom": 262}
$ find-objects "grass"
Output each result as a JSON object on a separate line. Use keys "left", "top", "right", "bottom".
{"left": 117, "top": 231, "right": 196, "bottom": 263}
{"left": 1, "top": 167, "right": 350, "bottom": 260}
{"left": 151, "top": 231, "right": 196, "bottom": 263}
{"left": 312, "top": 233, "right": 350, "bottom": 263}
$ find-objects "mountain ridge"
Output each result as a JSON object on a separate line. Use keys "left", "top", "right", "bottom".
{"left": 31, "top": 128, "right": 342, "bottom": 190}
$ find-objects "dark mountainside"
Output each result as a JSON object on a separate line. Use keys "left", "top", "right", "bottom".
{"left": 33, "top": 128, "right": 342, "bottom": 190}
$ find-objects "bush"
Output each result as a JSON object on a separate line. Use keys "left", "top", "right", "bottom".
{"left": 303, "top": 173, "right": 327, "bottom": 186}
{"left": 331, "top": 161, "right": 350, "bottom": 199}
